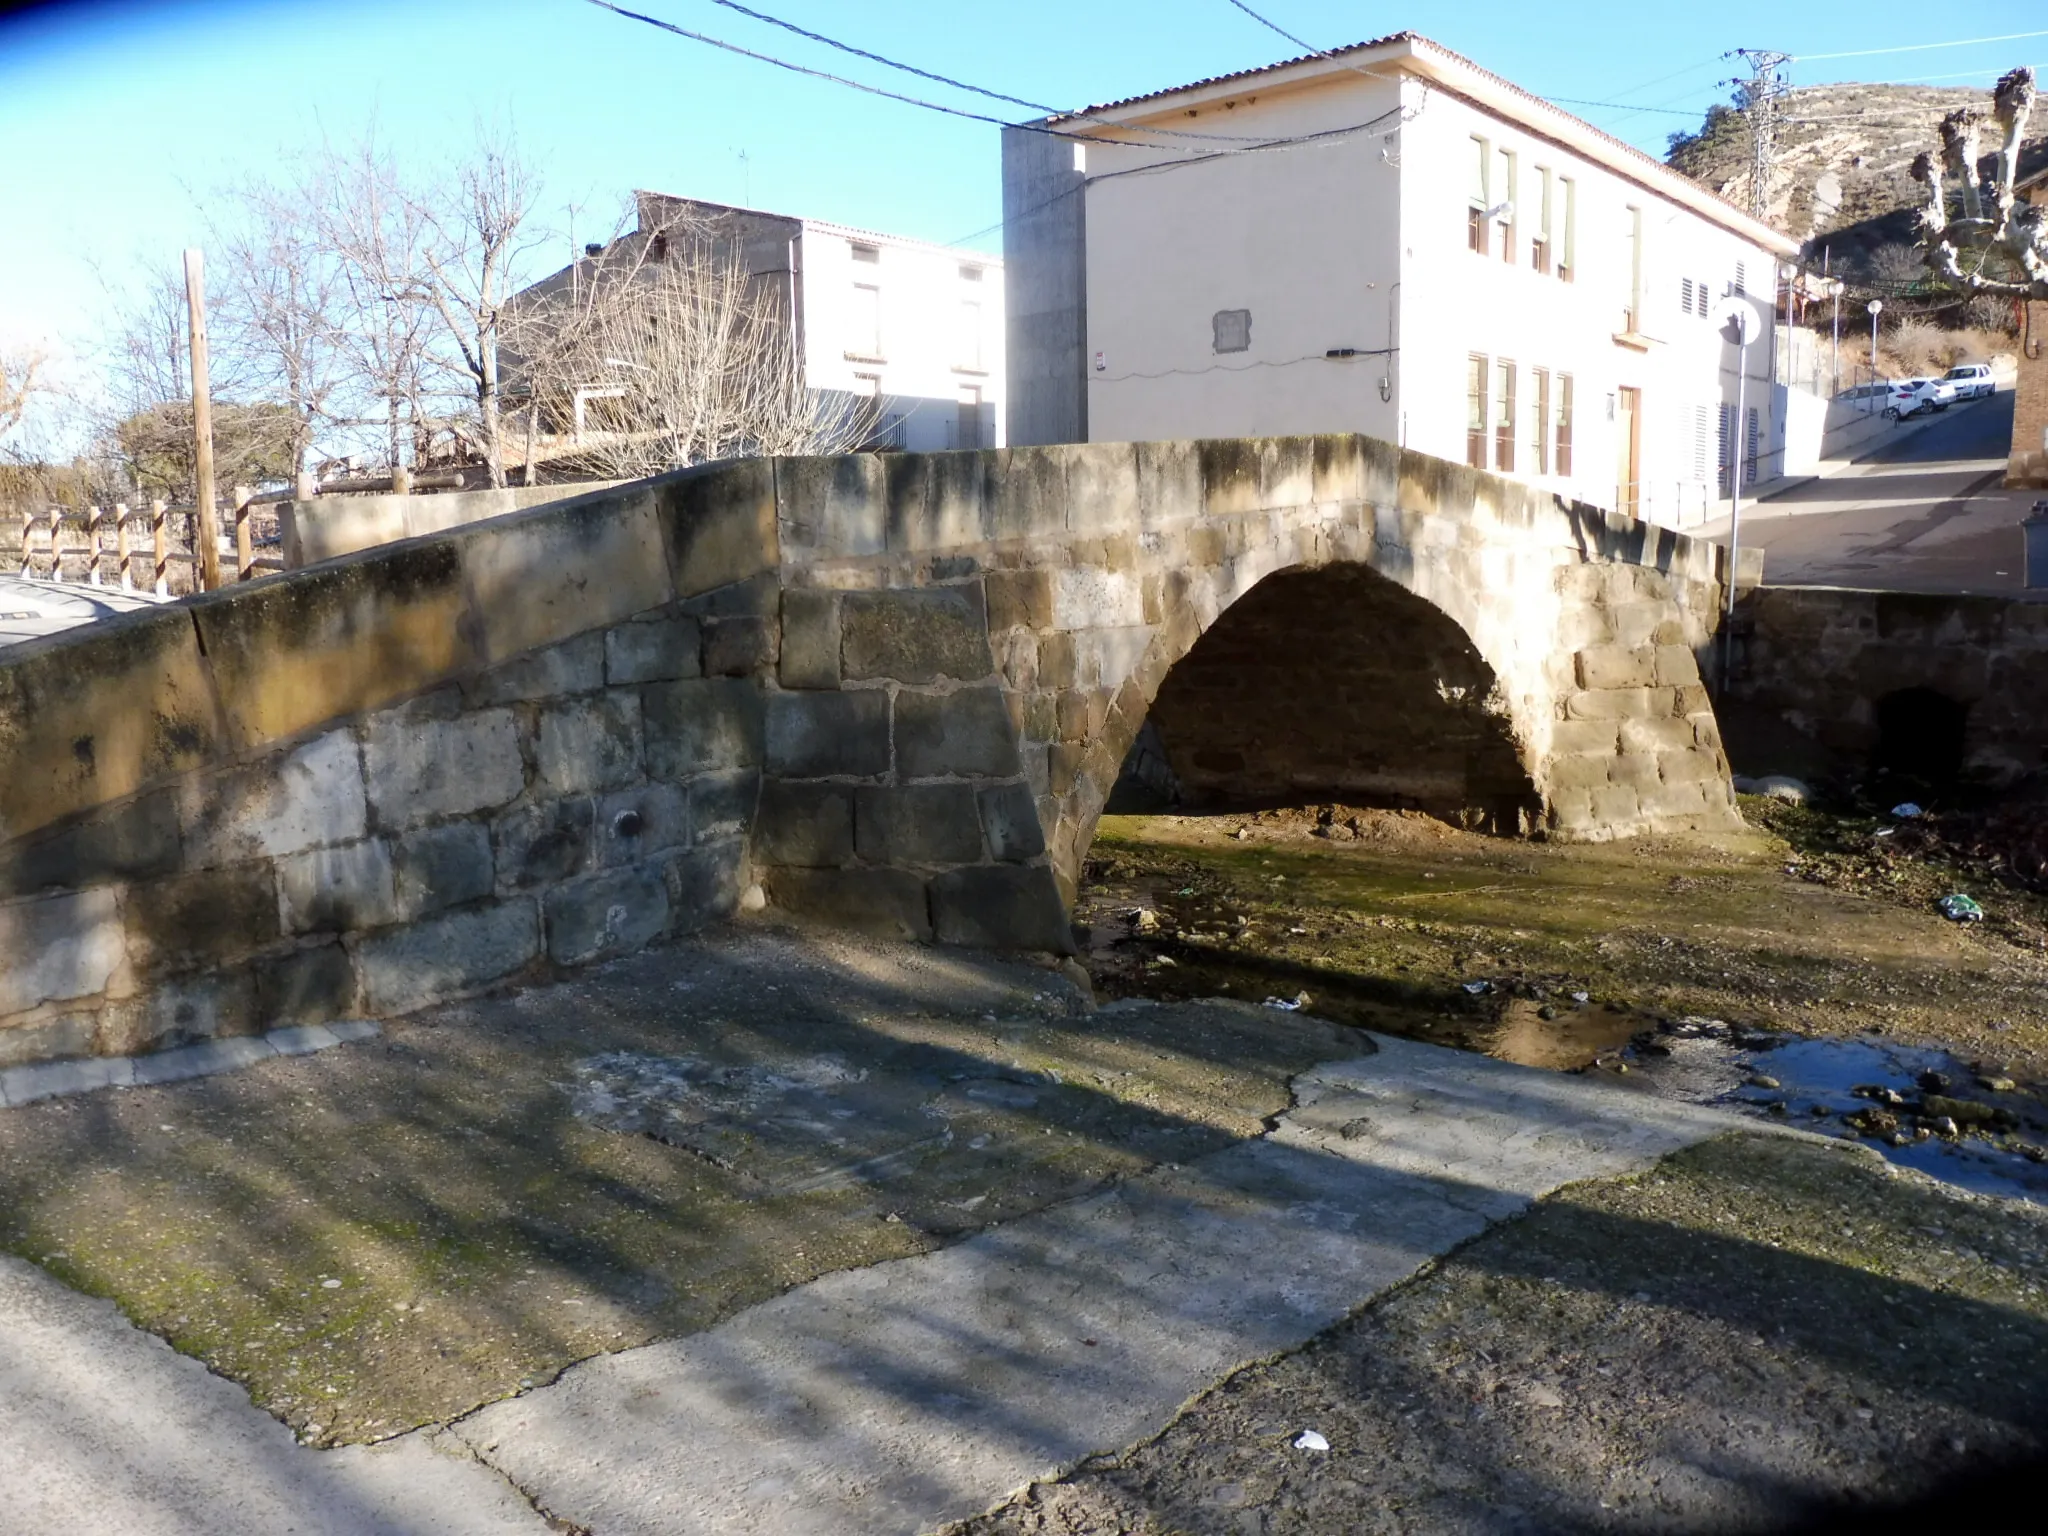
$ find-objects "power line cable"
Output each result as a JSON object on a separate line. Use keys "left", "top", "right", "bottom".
{"left": 1214, "top": 0, "right": 1415, "bottom": 95}
{"left": 1219, "top": 0, "right": 1320, "bottom": 55}
{"left": 1796, "top": 29, "right": 2048, "bottom": 63}
{"left": 1547, "top": 95, "right": 1715, "bottom": 117}
{"left": 695, "top": 0, "right": 1063, "bottom": 114}
{"left": 946, "top": 99, "right": 1412, "bottom": 247}
{"left": 1089, "top": 346, "right": 1397, "bottom": 384}
{"left": 586, "top": 0, "right": 1278, "bottom": 146}
{"left": 583, "top": 0, "right": 1040, "bottom": 131}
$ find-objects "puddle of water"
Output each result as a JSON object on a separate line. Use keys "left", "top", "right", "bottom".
{"left": 1599, "top": 1022, "right": 2048, "bottom": 1205}
{"left": 1078, "top": 887, "right": 2048, "bottom": 1205}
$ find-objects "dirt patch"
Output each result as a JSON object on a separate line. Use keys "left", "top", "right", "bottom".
{"left": 1075, "top": 805, "right": 2048, "bottom": 1084}
{"left": 956, "top": 1132, "right": 2048, "bottom": 1535}
{"left": 0, "top": 923, "right": 1369, "bottom": 1445}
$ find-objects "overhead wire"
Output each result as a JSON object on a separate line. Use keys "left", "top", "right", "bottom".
{"left": 1089, "top": 347, "right": 1395, "bottom": 384}
{"left": 581, "top": 1, "right": 1412, "bottom": 250}
{"left": 1794, "top": 29, "right": 2048, "bottom": 63}
{"left": 693, "top": 0, "right": 1060, "bottom": 114}
{"left": 585, "top": 0, "right": 1281, "bottom": 146}
{"left": 1218, "top": 0, "right": 1320, "bottom": 56}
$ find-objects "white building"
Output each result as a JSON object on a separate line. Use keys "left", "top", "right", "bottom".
{"left": 1002, "top": 33, "right": 1801, "bottom": 528}
{"left": 521, "top": 192, "right": 1005, "bottom": 454}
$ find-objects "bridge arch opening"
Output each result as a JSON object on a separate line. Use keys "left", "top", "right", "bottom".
{"left": 1105, "top": 562, "right": 1540, "bottom": 836}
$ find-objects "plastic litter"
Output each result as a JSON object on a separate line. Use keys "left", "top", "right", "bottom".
{"left": 1892, "top": 802, "right": 1923, "bottom": 819}
{"left": 1263, "top": 992, "right": 1309, "bottom": 1011}
{"left": 1462, "top": 980, "right": 1492, "bottom": 995}
{"left": 1293, "top": 1430, "right": 1330, "bottom": 1452}
{"left": 1937, "top": 893, "right": 1984, "bottom": 923}
{"left": 1571, "top": 991, "right": 1590, "bottom": 1004}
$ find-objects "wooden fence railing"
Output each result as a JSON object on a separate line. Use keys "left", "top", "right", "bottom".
{"left": 9, "top": 487, "right": 287, "bottom": 594}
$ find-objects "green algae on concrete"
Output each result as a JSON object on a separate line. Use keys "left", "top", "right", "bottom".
{"left": 0, "top": 925, "right": 1368, "bottom": 1445}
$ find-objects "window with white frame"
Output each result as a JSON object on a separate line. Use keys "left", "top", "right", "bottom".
{"left": 957, "top": 298, "right": 983, "bottom": 370}
{"left": 1558, "top": 178, "right": 1576, "bottom": 282}
{"left": 1466, "top": 353, "right": 1488, "bottom": 467}
{"left": 1622, "top": 205, "right": 1643, "bottom": 333}
{"left": 1468, "top": 137, "right": 1490, "bottom": 255}
{"left": 1556, "top": 373, "right": 1575, "bottom": 475}
{"left": 1496, "top": 147, "right": 1518, "bottom": 265}
{"left": 1495, "top": 358, "right": 1517, "bottom": 472}
{"left": 850, "top": 282, "right": 882, "bottom": 359}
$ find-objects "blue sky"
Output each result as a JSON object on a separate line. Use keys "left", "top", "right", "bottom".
{"left": 1, "top": 0, "right": 2042, "bottom": 371}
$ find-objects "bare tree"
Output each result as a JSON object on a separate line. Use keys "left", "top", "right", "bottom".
{"left": 512, "top": 216, "right": 877, "bottom": 480}
{"left": 209, "top": 166, "right": 350, "bottom": 485}
{"left": 401, "top": 132, "right": 545, "bottom": 488}
{"left": 1913, "top": 67, "right": 2048, "bottom": 298}
{"left": 307, "top": 136, "right": 440, "bottom": 476}
{"left": 0, "top": 343, "right": 44, "bottom": 441}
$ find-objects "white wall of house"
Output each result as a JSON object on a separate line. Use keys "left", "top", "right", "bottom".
{"left": 1396, "top": 79, "right": 1782, "bottom": 529}
{"left": 1081, "top": 72, "right": 1404, "bottom": 446}
{"left": 1054, "top": 37, "right": 1794, "bottom": 531}
{"left": 798, "top": 219, "right": 1006, "bottom": 451}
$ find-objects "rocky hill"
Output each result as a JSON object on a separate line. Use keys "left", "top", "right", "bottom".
{"left": 1666, "top": 81, "right": 2048, "bottom": 280}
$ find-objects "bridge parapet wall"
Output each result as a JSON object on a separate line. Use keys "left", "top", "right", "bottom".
{"left": 0, "top": 436, "right": 1742, "bottom": 1075}
{"left": 0, "top": 473, "right": 774, "bottom": 1075}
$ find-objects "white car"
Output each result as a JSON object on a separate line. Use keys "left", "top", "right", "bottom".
{"left": 1884, "top": 377, "right": 1958, "bottom": 418}
{"left": 1942, "top": 362, "right": 1996, "bottom": 400}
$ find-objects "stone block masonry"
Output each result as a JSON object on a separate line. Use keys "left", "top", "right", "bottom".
{"left": 0, "top": 438, "right": 1748, "bottom": 1071}
{"left": 1720, "top": 585, "right": 2048, "bottom": 787}
{"left": 0, "top": 470, "right": 775, "bottom": 1072}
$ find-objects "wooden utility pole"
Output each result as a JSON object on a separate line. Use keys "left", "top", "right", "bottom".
{"left": 183, "top": 248, "right": 221, "bottom": 590}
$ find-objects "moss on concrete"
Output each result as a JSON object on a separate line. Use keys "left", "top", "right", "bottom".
{"left": 0, "top": 926, "right": 1362, "bottom": 1444}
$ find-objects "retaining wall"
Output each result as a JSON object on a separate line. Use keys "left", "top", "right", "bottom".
{"left": 1721, "top": 584, "right": 2048, "bottom": 786}
{"left": 280, "top": 482, "right": 623, "bottom": 568}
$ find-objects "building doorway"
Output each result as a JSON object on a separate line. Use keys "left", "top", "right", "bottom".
{"left": 1615, "top": 386, "right": 1641, "bottom": 519}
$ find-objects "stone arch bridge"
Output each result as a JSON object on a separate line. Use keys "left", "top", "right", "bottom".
{"left": 0, "top": 435, "right": 1740, "bottom": 1070}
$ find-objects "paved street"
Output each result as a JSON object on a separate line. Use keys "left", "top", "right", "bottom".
{"left": 0, "top": 576, "right": 168, "bottom": 651}
{"left": 1712, "top": 394, "right": 2039, "bottom": 594}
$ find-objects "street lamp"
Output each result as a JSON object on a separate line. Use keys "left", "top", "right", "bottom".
{"left": 1867, "top": 298, "right": 1883, "bottom": 374}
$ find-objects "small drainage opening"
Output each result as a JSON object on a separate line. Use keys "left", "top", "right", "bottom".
{"left": 1873, "top": 687, "right": 1968, "bottom": 788}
